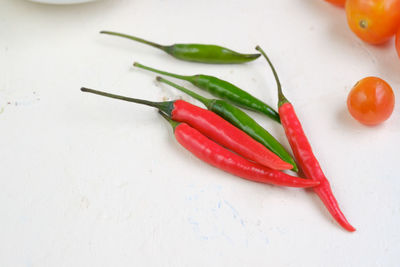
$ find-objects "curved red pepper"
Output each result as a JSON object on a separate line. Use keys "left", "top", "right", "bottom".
{"left": 256, "top": 46, "right": 355, "bottom": 232}
{"left": 279, "top": 103, "right": 355, "bottom": 231}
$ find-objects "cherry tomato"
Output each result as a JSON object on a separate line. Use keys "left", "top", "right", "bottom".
{"left": 345, "top": 0, "right": 400, "bottom": 44}
{"left": 396, "top": 27, "right": 400, "bottom": 58}
{"left": 347, "top": 77, "right": 395, "bottom": 125}
{"left": 324, "top": 0, "right": 346, "bottom": 7}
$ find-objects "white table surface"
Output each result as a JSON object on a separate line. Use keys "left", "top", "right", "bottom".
{"left": 1, "top": 0, "right": 399, "bottom": 266}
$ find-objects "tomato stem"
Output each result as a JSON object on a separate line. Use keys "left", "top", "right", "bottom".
{"left": 359, "top": 19, "right": 368, "bottom": 29}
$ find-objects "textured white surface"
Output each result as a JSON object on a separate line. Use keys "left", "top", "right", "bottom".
{"left": 28, "top": 0, "right": 95, "bottom": 4}
{"left": 1, "top": 0, "right": 399, "bottom": 266}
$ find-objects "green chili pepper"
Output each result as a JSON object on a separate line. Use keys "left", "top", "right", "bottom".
{"left": 156, "top": 76, "right": 298, "bottom": 172}
{"left": 133, "top": 62, "right": 281, "bottom": 123}
{"left": 100, "top": 31, "right": 260, "bottom": 64}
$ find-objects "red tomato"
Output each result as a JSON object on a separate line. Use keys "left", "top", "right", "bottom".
{"left": 324, "top": 0, "right": 346, "bottom": 7}
{"left": 345, "top": 0, "right": 400, "bottom": 44}
{"left": 396, "top": 27, "right": 400, "bottom": 58}
{"left": 347, "top": 77, "right": 395, "bottom": 125}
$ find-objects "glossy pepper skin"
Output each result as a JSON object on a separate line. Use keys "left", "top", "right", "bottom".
{"left": 100, "top": 31, "right": 260, "bottom": 64}
{"left": 256, "top": 46, "right": 355, "bottom": 232}
{"left": 80, "top": 87, "right": 292, "bottom": 171}
{"left": 157, "top": 76, "right": 298, "bottom": 172}
{"left": 279, "top": 103, "right": 355, "bottom": 231}
{"left": 133, "top": 62, "right": 281, "bottom": 123}
{"left": 160, "top": 112, "right": 319, "bottom": 188}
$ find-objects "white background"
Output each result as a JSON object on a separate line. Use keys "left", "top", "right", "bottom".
{"left": 1, "top": 0, "right": 399, "bottom": 266}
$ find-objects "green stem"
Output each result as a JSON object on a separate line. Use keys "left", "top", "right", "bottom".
{"left": 133, "top": 62, "right": 192, "bottom": 82}
{"left": 156, "top": 76, "right": 212, "bottom": 108}
{"left": 158, "top": 110, "right": 179, "bottom": 130}
{"left": 80, "top": 87, "right": 174, "bottom": 115}
{"left": 100, "top": 31, "right": 166, "bottom": 51}
{"left": 255, "top": 45, "right": 288, "bottom": 107}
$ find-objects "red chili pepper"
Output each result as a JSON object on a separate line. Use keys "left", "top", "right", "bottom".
{"left": 159, "top": 111, "right": 319, "bottom": 188}
{"left": 80, "top": 87, "right": 292, "bottom": 171}
{"left": 256, "top": 46, "right": 356, "bottom": 232}
{"left": 171, "top": 100, "right": 292, "bottom": 171}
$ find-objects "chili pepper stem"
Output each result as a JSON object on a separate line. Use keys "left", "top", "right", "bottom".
{"left": 133, "top": 62, "right": 192, "bottom": 82}
{"left": 80, "top": 87, "right": 174, "bottom": 115}
{"left": 156, "top": 76, "right": 212, "bottom": 108}
{"left": 100, "top": 31, "right": 167, "bottom": 51}
{"left": 255, "top": 45, "right": 288, "bottom": 107}
{"left": 158, "top": 110, "right": 179, "bottom": 130}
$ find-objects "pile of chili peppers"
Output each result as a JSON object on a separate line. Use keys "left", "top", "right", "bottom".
{"left": 82, "top": 31, "right": 355, "bottom": 232}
